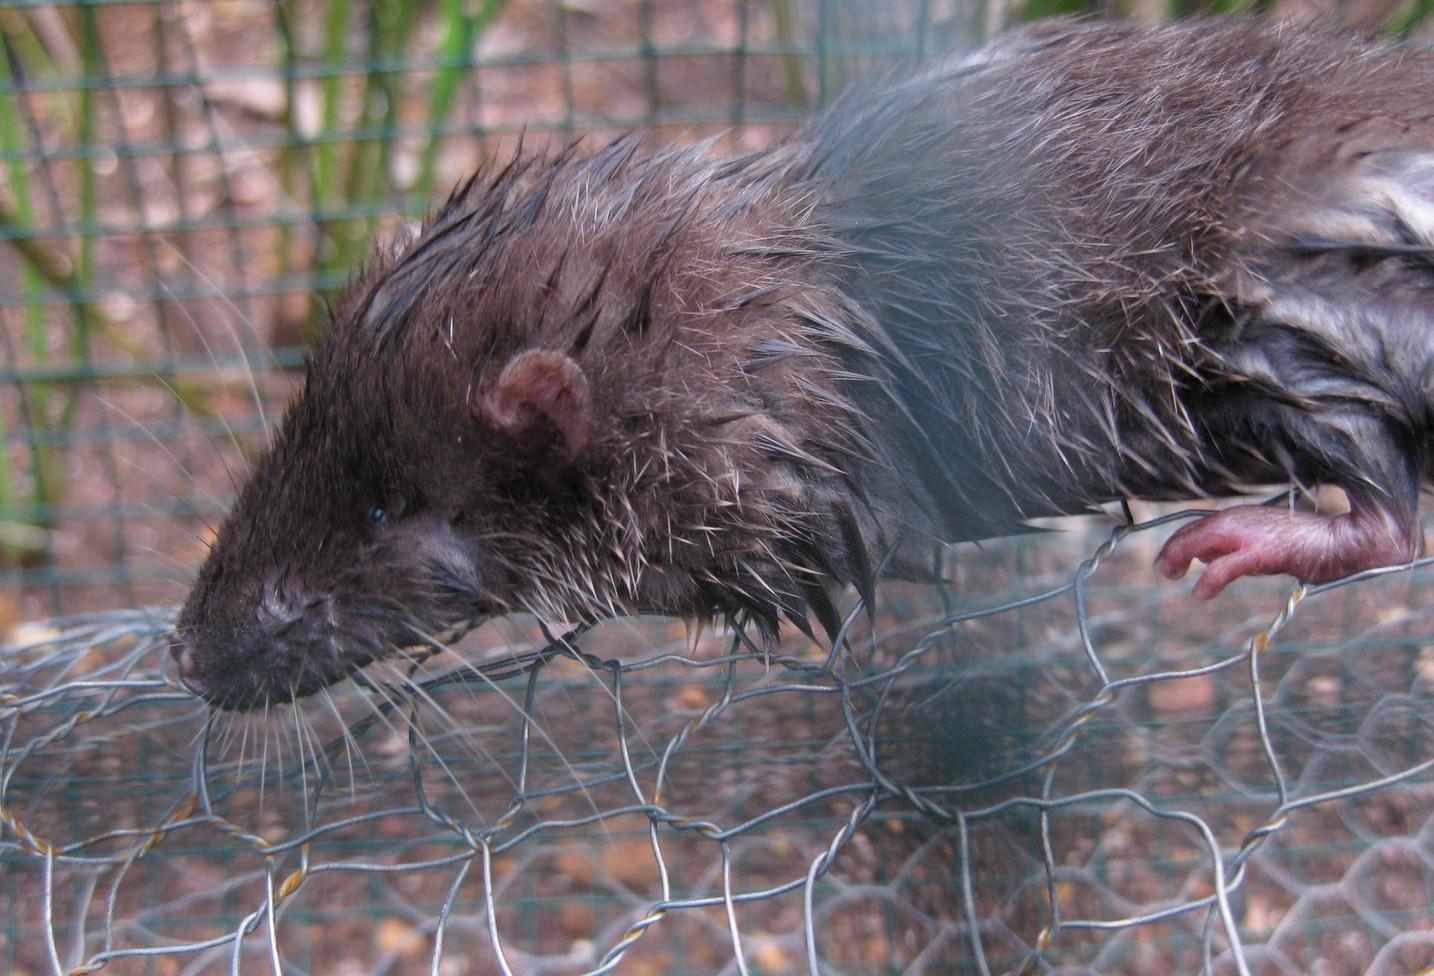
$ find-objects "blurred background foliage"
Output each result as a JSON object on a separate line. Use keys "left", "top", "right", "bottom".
{"left": 0, "top": 0, "right": 1431, "bottom": 625}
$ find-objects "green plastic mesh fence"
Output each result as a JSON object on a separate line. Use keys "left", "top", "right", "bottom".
{"left": 2, "top": 2, "right": 1433, "bottom": 974}
{"left": 4, "top": 0, "right": 949, "bottom": 619}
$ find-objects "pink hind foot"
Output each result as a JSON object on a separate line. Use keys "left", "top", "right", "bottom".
{"left": 1155, "top": 503, "right": 1422, "bottom": 599}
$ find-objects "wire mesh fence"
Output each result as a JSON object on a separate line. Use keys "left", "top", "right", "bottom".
{"left": 3, "top": 1, "right": 1434, "bottom": 974}
{"left": 3, "top": 514, "right": 1433, "bottom": 973}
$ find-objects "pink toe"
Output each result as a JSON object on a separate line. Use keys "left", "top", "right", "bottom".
{"left": 1153, "top": 501, "right": 1419, "bottom": 596}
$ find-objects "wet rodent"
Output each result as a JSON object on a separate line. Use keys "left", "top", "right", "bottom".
{"left": 176, "top": 18, "right": 1434, "bottom": 710}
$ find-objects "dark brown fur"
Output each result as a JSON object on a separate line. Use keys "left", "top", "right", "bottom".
{"left": 176, "top": 19, "right": 1434, "bottom": 709}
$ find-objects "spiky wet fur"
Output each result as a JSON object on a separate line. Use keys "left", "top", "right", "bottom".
{"left": 179, "top": 18, "right": 1434, "bottom": 708}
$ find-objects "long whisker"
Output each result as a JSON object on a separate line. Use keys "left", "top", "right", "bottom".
{"left": 158, "top": 239, "right": 271, "bottom": 438}
{"left": 318, "top": 686, "right": 367, "bottom": 801}
{"left": 400, "top": 623, "right": 617, "bottom": 836}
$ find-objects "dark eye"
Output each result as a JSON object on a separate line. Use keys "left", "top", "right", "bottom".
{"left": 368, "top": 493, "right": 414, "bottom": 527}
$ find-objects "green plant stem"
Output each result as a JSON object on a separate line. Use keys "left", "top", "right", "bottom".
{"left": 1391, "top": 0, "right": 1434, "bottom": 38}
{"left": 0, "top": 56, "right": 35, "bottom": 552}
{"left": 332, "top": 0, "right": 414, "bottom": 279}
{"left": 309, "top": 0, "right": 355, "bottom": 335}
{"left": 769, "top": 0, "right": 808, "bottom": 111}
{"left": 0, "top": 18, "right": 63, "bottom": 563}
{"left": 314, "top": 0, "right": 354, "bottom": 214}
{"left": 414, "top": 0, "right": 504, "bottom": 201}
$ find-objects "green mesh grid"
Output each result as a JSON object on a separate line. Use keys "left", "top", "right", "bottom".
{"left": 0, "top": 0, "right": 965, "bottom": 617}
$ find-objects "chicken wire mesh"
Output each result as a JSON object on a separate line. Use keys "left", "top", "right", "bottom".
{"left": 4, "top": 515, "right": 1434, "bottom": 973}
{"left": 2, "top": 1, "right": 1434, "bottom": 974}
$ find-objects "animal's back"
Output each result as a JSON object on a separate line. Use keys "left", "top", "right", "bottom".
{"left": 798, "top": 18, "right": 1434, "bottom": 552}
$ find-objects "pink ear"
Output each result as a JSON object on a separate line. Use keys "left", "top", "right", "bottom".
{"left": 483, "top": 350, "right": 592, "bottom": 461}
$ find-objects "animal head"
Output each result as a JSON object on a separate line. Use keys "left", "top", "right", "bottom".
{"left": 173, "top": 139, "right": 874, "bottom": 709}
